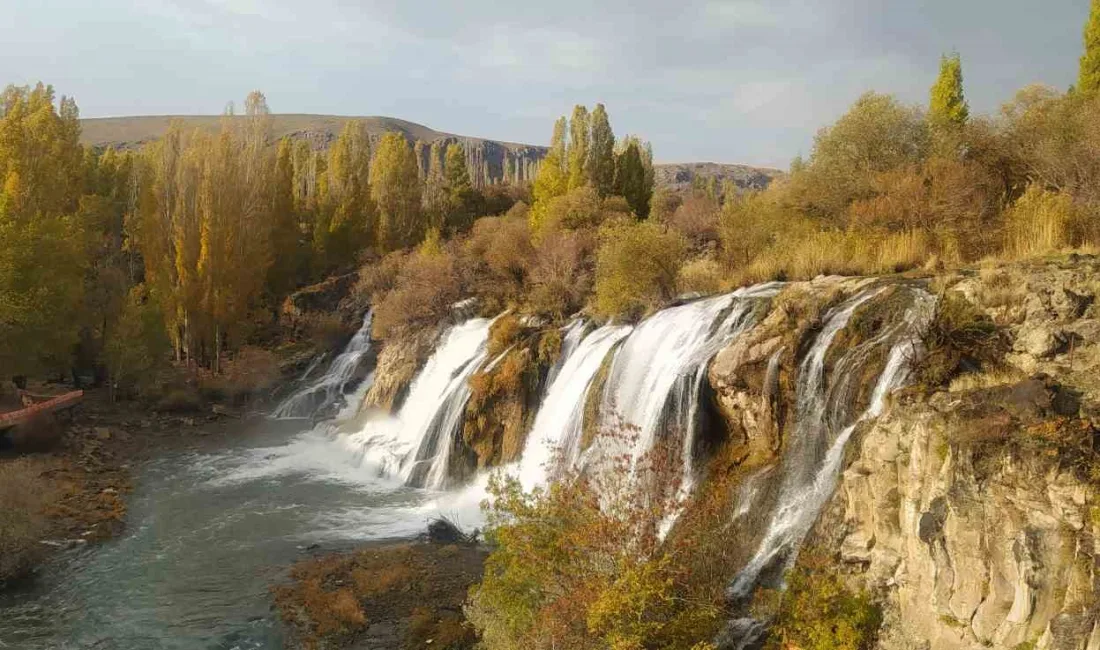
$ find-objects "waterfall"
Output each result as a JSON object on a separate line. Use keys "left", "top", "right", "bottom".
{"left": 587, "top": 284, "right": 780, "bottom": 494}
{"left": 726, "top": 286, "right": 934, "bottom": 603}
{"left": 343, "top": 316, "right": 493, "bottom": 489}
{"left": 273, "top": 311, "right": 375, "bottom": 419}
{"left": 517, "top": 324, "right": 633, "bottom": 491}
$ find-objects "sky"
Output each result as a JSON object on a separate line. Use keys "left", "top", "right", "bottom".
{"left": 0, "top": 0, "right": 1091, "bottom": 168}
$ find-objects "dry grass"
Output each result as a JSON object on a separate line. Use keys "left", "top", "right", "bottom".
{"left": 1003, "top": 185, "right": 1077, "bottom": 260}
{"left": 948, "top": 367, "right": 1027, "bottom": 393}
{"left": 0, "top": 458, "right": 54, "bottom": 583}
{"left": 678, "top": 257, "right": 725, "bottom": 295}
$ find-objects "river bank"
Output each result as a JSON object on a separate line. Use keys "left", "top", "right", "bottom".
{"left": 0, "top": 387, "right": 246, "bottom": 588}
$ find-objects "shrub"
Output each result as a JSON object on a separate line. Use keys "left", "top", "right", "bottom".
{"left": 462, "top": 215, "right": 534, "bottom": 311}
{"left": 467, "top": 433, "right": 740, "bottom": 650}
{"left": 668, "top": 195, "right": 720, "bottom": 250}
{"left": 915, "top": 292, "right": 1007, "bottom": 387}
{"left": 535, "top": 185, "right": 604, "bottom": 236}
{"left": 527, "top": 228, "right": 595, "bottom": 318}
{"left": 678, "top": 257, "right": 725, "bottom": 295}
{"left": 354, "top": 250, "right": 408, "bottom": 305}
{"left": 594, "top": 221, "right": 686, "bottom": 319}
{"left": 765, "top": 554, "right": 882, "bottom": 650}
{"left": 0, "top": 458, "right": 53, "bottom": 582}
{"left": 372, "top": 246, "right": 462, "bottom": 339}
{"left": 1003, "top": 184, "right": 1078, "bottom": 259}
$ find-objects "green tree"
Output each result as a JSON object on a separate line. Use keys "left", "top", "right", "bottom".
{"left": 1081, "top": 0, "right": 1100, "bottom": 95}
{"left": 443, "top": 142, "right": 478, "bottom": 233}
{"left": 614, "top": 141, "right": 650, "bottom": 218}
{"left": 370, "top": 132, "right": 423, "bottom": 251}
{"left": 567, "top": 105, "right": 590, "bottom": 190}
{"left": 929, "top": 53, "right": 969, "bottom": 126}
{"left": 587, "top": 104, "right": 616, "bottom": 196}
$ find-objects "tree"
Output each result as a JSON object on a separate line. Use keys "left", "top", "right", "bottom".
{"left": 594, "top": 220, "right": 685, "bottom": 318}
{"left": 567, "top": 105, "right": 590, "bottom": 190}
{"left": 0, "top": 83, "right": 89, "bottom": 374}
{"left": 371, "top": 132, "right": 423, "bottom": 251}
{"left": 929, "top": 53, "right": 969, "bottom": 126}
{"left": 1081, "top": 0, "right": 1100, "bottom": 95}
{"left": 268, "top": 137, "right": 303, "bottom": 298}
{"left": 587, "top": 104, "right": 616, "bottom": 196}
{"left": 316, "top": 120, "right": 374, "bottom": 271}
{"left": 531, "top": 117, "right": 569, "bottom": 230}
{"left": 444, "top": 142, "right": 478, "bottom": 233}
{"left": 423, "top": 140, "right": 448, "bottom": 229}
{"left": 615, "top": 140, "right": 650, "bottom": 218}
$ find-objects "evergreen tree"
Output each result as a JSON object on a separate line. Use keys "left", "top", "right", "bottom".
{"left": 370, "top": 132, "right": 423, "bottom": 251}
{"left": 929, "top": 53, "right": 969, "bottom": 126}
{"left": 1081, "top": 0, "right": 1100, "bottom": 95}
{"left": 588, "top": 104, "right": 616, "bottom": 196}
{"left": 567, "top": 105, "right": 590, "bottom": 190}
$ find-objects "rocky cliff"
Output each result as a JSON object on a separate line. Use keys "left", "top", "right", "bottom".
{"left": 700, "top": 258, "right": 1100, "bottom": 650}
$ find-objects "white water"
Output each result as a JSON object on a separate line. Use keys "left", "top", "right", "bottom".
{"left": 272, "top": 311, "right": 375, "bottom": 419}
{"left": 727, "top": 287, "right": 934, "bottom": 601}
{"left": 342, "top": 317, "right": 493, "bottom": 489}
{"left": 517, "top": 324, "right": 633, "bottom": 491}
{"left": 590, "top": 285, "right": 780, "bottom": 494}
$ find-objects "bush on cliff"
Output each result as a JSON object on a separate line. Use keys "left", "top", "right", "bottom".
{"left": 763, "top": 553, "right": 882, "bottom": 650}
{"left": 467, "top": 432, "right": 744, "bottom": 650}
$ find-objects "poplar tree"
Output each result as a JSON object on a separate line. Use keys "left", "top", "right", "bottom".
{"left": 929, "top": 53, "right": 969, "bottom": 126}
{"left": 444, "top": 142, "right": 477, "bottom": 233}
{"left": 531, "top": 117, "right": 569, "bottom": 229}
{"left": 371, "top": 132, "right": 423, "bottom": 251}
{"left": 0, "top": 83, "right": 88, "bottom": 373}
{"left": 615, "top": 140, "right": 651, "bottom": 219}
{"left": 316, "top": 120, "right": 373, "bottom": 272}
{"left": 588, "top": 104, "right": 616, "bottom": 196}
{"left": 567, "top": 105, "right": 590, "bottom": 190}
{"left": 1081, "top": 0, "right": 1100, "bottom": 95}
{"left": 268, "top": 137, "right": 301, "bottom": 297}
{"left": 423, "top": 140, "right": 448, "bottom": 229}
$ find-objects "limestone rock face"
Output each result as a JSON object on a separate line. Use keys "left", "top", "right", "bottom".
{"left": 814, "top": 388, "right": 1099, "bottom": 650}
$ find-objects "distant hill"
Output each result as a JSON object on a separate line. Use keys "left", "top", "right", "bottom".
{"left": 654, "top": 162, "right": 782, "bottom": 194}
{"left": 79, "top": 114, "right": 779, "bottom": 191}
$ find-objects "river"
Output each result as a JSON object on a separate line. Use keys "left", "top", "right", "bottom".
{"left": 0, "top": 421, "right": 480, "bottom": 650}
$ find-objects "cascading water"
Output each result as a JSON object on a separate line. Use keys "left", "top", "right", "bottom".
{"left": 342, "top": 316, "right": 494, "bottom": 489}
{"left": 517, "top": 323, "right": 633, "bottom": 490}
{"left": 273, "top": 311, "right": 375, "bottom": 419}
{"left": 726, "top": 286, "right": 934, "bottom": 607}
{"left": 587, "top": 284, "right": 781, "bottom": 495}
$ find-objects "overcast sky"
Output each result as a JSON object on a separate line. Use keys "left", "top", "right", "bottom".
{"left": 1, "top": 1, "right": 1090, "bottom": 167}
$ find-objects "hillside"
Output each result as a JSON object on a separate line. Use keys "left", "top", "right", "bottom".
{"left": 79, "top": 114, "right": 779, "bottom": 191}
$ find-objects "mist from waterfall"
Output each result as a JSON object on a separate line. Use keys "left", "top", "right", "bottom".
{"left": 342, "top": 316, "right": 494, "bottom": 489}
{"left": 272, "top": 311, "right": 375, "bottom": 419}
